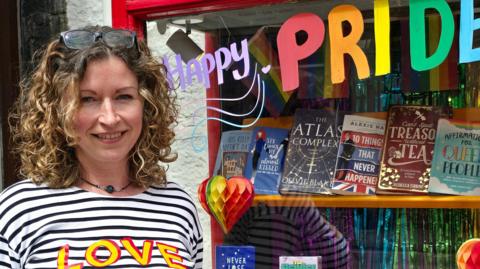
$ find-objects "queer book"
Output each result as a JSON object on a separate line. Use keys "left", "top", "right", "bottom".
{"left": 429, "top": 119, "right": 480, "bottom": 195}
{"left": 279, "top": 109, "right": 344, "bottom": 195}
{"left": 279, "top": 256, "right": 322, "bottom": 269}
{"left": 213, "top": 130, "right": 252, "bottom": 178}
{"left": 216, "top": 245, "right": 255, "bottom": 269}
{"left": 377, "top": 105, "right": 441, "bottom": 194}
{"left": 331, "top": 115, "right": 386, "bottom": 195}
{"left": 244, "top": 127, "right": 290, "bottom": 195}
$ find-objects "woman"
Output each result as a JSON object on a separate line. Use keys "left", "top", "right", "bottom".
{"left": 0, "top": 26, "right": 203, "bottom": 268}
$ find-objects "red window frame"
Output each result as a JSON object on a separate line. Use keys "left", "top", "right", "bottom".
{"left": 111, "top": 0, "right": 290, "bottom": 261}
{"left": 112, "top": 0, "right": 289, "bottom": 38}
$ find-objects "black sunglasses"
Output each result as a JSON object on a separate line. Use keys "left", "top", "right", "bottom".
{"left": 59, "top": 29, "right": 137, "bottom": 50}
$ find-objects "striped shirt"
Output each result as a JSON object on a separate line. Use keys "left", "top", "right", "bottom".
{"left": 224, "top": 202, "right": 349, "bottom": 269}
{"left": 0, "top": 180, "right": 203, "bottom": 269}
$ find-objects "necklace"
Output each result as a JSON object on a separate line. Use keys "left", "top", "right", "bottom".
{"left": 80, "top": 177, "right": 132, "bottom": 194}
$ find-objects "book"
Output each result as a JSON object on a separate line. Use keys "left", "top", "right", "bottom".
{"left": 279, "top": 109, "right": 344, "bottom": 195}
{"left": 244, "top": 127, "right": 290, "bottom": 195}
{"left": 279, "top": 256, "right": 322, "bottom": 269}
{"left": 377, "top": 105, "right": 441, "bottom": 194}
{"left": 331, "top": 115, "right": 386, "bottom": 195}
{"left": 216, "top": 245, "right": 255, "bottom": 269}
{"left": 429, "top": 119, "right": 480, "bottom": 195}
{"left": 213, "top": 130, "right": 252, "bottom": 178}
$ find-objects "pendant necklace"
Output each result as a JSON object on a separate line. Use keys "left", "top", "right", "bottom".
{"left": 80, "top": 177, "right": 132, "bottom": 194}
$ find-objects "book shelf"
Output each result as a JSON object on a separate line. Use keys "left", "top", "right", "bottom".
{"left": 254, "top": 195, "right": 480, "bottom": 209}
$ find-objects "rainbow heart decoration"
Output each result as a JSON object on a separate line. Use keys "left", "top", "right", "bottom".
{"left": 198, "top": 175, "right": 254, "bottom": 234}
{"left": 457, "top": 238, "right": 480, "bottom": 269}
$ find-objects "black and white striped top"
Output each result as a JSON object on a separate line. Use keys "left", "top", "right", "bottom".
{"left": 224, "top": 202, "right": 349, "bottom": 269}
{"left": 0, "top": 180, "right": 203, "bottom": 269}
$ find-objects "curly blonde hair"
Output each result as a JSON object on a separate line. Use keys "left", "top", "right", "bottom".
{"left": 9, "top": 26, "right": 178, "bottom": 189}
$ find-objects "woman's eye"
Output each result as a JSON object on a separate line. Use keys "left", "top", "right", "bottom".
{"left": 80, "top": 96, "right": 96, "bottom": 103}
{"left": 117, "top": 94, "right": 133, "bottom": 100}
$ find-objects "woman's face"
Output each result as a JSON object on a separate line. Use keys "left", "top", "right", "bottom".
{"left": 74, "top": 56, "right": 144, "bottom": 166}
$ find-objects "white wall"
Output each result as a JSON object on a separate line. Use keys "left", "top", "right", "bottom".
{"left": 146, "top": 22, "right": 211, "bottom": 268}
{"left": 66, "top": 1, "right": 211, "bottom": 268}
{"left": 66, "top": 0, "right": 111, "bottom": 28}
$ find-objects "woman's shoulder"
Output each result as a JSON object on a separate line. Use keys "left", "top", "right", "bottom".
{"left": 146, "top": 182, "right": 197, "bottom": 206}
{"left": 0, "top": 179, "right": 47, "bottom": 203}
{"left": 0, "top": 179, "right": 78, "bottom": 216}
{"left": 148, "top": 181, "right": 190, "bottom": 195}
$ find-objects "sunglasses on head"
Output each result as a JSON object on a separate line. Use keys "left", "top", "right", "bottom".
{"left": 59, "top": 29, "right": 137, "bottom": 50}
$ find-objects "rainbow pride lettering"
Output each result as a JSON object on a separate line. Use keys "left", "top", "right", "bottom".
{"left": 278, "top": 0, "right": 480, "bottom": 91}
{"left": 57, "top": 238, "right": 186, "bottom": 268}
{"left": 164, "top": 1, "right": 480, "bottom": 93}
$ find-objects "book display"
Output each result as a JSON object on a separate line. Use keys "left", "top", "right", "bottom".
{"left": 216, "top": 245, "right": 255, "bottom": 269}
{"left": 279, "top": 256, "right": 322, "bottom": 269}
{"left": 279, "top": 109, "right": 344, "bottom": 195}
{"left": 213, "top": 130, "right": 252, "bottom": 178}
{"left": 332, "top": 115, "right": 386, "bottom": 195}
{"left": 244, "top": 127, "right": 290, "bottom": 194}
{"left": 124, "top": 0, "right": 480, "bottom": 268}
{"left": 429, "top": 119, "right": 480, "bottom": 195}
{"left": 377, "top": 105, "right": 441, "bottom": 194}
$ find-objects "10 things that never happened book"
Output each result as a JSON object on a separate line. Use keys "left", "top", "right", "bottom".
{"left": 429, "top": 119, "right": 480, "bottom": 195}
{"left": 244, "top": 127, "right": 290, "bottom": 195}
{"left": 216, "top": 245, "right": 255, "bottom": 269}
{"left": 331, "top": 115, "right": 386, "bottom": 195}
{"left": 377, "top": 105, "right": 441, "bottom": 194}
{"left": 279, "top": 108, "right": 344, "bottom": 195}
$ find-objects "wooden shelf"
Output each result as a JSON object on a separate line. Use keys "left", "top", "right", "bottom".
{"left": 254, "top": 195, "right": 480, "bottom": 209}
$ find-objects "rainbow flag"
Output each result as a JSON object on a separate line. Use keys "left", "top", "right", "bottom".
{"left": 297, "top": 45, "right": 323, "bottom": 100}
{"left": 401, "top": 15, "right": 459, "bottom": 92}
{"left": 323, "top": 31, "right": 349, "bottom": 99}
{"left": 427, "top": 15, "right": 459, "bottom": 91}
{"left": 297, "top": 31, "right": 349, "bottom": 100}
{"left": 246, "top": 27, "right": 292, "bottom": 117}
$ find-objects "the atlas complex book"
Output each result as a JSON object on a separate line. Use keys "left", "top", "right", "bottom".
{"left": 377, "top": 105, "right": 441, "bottom": 194}
{"left": 279, "top": 109, "right": 344, "bottom": 195}
{"left": 279, "top": 256, "right": 322, "bottom": 269}
{"left": 429, "top": 119, "right": 480, "bottom": 195}
{"left": 244, "top": 127, "right": 290, "bottom": 195}
{"left": 216, "top": 245, "right": 255, "bottom": 269}
{"left": 213, "top": 130, "right": 252, "bottom": 178}
{"left": 331, "top": 115, "right": 386, "bottom": 195}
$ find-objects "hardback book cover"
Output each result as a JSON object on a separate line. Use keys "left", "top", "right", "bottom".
{"left": 216, "top": 245, "right": 255, "bottom": 269}
{"left": 279, "top": 256, "right": 322, "bottom": 269}
{"left": 377, "top": 105, "right": 441, "bottom": 194}
{"left": 279, "top": 109, "right": 344, "bottom": 195}
{"left": 429, "top": 119, "right": 480, "bottom": 195}
{"left": 331, "top": 115, "right": 386, "bottom": 195}
{"left": 213, "top": 130, "right": 252, "bottom": 177}
{"left": 244, "top": 127, "right": 290, "bottom": 195}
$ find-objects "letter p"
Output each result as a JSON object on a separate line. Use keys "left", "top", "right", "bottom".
{"left": 277, "top": 13, "right": 325, "bottom": 92}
